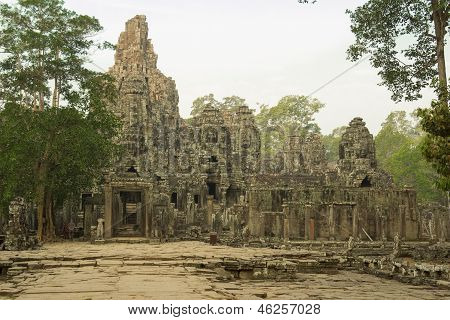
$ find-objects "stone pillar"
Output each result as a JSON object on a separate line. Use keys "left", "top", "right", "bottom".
{"left": 352, "top": 205, "right": 359, "bottom": 239}
{"left": 206, "top": 195, "right": 214, "bottom": 231}
{"left": 309, "top": 217, "right": 315, "bottom": 241}
{"left": 304, "top": 205, "right": 310, "bottom": 240}
{"left": 144, "top": 190, "right": 151, "bottom": 238}
{"left": 328, "top": 204, "right": 335, "bottom": 240}
{"left": 84, "top": 204, "right": 92, "bottom": 238}
{"left": 399, "top": 205, "right": 406, "bottom": 240}
{"left": 380, "top": 215, "right": 387, "bottom": 241}
{"left": 304, "top": 205, "right": 314, "bottom": 240}
{"left": 282, "top": 204, "right": 290, "bottom": 241}
{"left": 104, "top": 185, "right": 113, "bottom": 239}
{"left": 438, "top": 211, "right": 448, "bottom": 243}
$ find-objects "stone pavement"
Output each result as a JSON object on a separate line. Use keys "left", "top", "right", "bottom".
{"left": 0, "top": 241, "right": 448, "bottom": 300}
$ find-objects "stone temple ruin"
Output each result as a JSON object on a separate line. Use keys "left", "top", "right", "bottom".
{"left": 79, "top": 15, "right": 447, "bottom": 243}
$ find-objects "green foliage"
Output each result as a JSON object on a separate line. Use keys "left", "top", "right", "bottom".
{"left": 322, "top": 126, "right": 347, "bottom": 163}
{"left": 190, "top": 94, "right": 220, "bottom": 117}
{"left": 417, "top": 100, "right": 450, "bottom": 191}
{"left": 375, "top": 111, "right": 445, "bottom": 203}
{"left": 375, "top": 111, "right": 421, "bottom": 167}
{"left": 347, "top": 0, "right": 441, "bottom": 102}
{"left": 220, "top": 95, "right": 247, "bottom": 112}
{"left": 0, "top": 100, "right": 121, "bottom": 213}
{"left": 190, "top": 94, "right": 247, "bottom": 116}
{"left": 256, "top": 95, "right": 324, "bottom": 155}
{"left": 0, "top": 0, "right": 111, "bottom": 109}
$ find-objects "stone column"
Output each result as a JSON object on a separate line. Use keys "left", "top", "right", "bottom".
{"left": 380, "top": 215, "right": 386, "bottom": 241}
{"left": 328, "top": 204, "right": 335, "bottom": 240}
{"left": 104, "top": 185, "right": 113, "bottom": 239}
{"left": 375, "top": 207, "right": 380, "bottom": 240}
{"left": 84, "top": 204, "right": 92, "bottom": 238}
{"left": 399, "top": 205, "right": 406, "bottom": 240}
{"left": 282, "top": 204, "right": 290, "bottom": 241}
{"left": 144, "top": 190, "right": 152, "bottom": 238}
{"left": 438, "top": 211, "right": 448, "bottom": 243}
{"left": 305, "top": 204, "right": 315, "bottom": 240}
{"left": 206, "top": 195, "right": 214, "bottom": 231}
{"left": 352, "top": 205, "right": 359, "bottom": 239}
{"left": 304, "top": 205, "right": 310, "bottom": 240}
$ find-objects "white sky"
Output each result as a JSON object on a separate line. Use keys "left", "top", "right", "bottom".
{"left": 7, "top": 0, "right": 447, "bottom": 134}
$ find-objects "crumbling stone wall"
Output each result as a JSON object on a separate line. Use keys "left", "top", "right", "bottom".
{"left": 4, "top": 198, "right": 38, "bottom": 250}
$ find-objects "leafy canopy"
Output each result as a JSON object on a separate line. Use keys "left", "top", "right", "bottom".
{"left": 0, "top": 0, "right": 114, "bottom": 109}
{"left": 375, "top": 111, "right": 445, "bottom": 203}
{"left": 0, "top": 101, "right": 121, "bottom": 210}
{"left": 322, "top": 126, "right": 347, "bottom": 163}
{"left": 256, "top": 95, "right": 323, "bottom": 155}
{"left": 347, "top": 0, "right": 443, "bottom": 102}
{"left": 190, "top": 94, "right": 247, "bottom": 117}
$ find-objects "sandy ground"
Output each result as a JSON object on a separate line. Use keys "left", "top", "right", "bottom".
{"left": 1, "top": 241, "right": 449, "bottom": 300}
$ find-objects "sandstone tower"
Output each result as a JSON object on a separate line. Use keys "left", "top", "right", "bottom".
{"left": 109, "top": 15, "right": 180, "bottom": 176}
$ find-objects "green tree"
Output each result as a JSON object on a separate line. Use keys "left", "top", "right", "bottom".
{"left": 190, "top": 94, "right": 247, "bottom": 116}
{"left": 0, "top": 0, "right": 113, "bottom": 110}
{"left": 375, "top": 111, "right": 421, "bottom": 168}
{"left": 256, "top": 95, "right": 324, "bottom": 155}
{"left": 190, "top": 94, "right": 220, "bottom": 117}
{"left": 346, "top": 0, "right": 449, "bottom": 192}
{"left": 220, "top": 95, "right": 247, "bottom": 112}
{"left": 0, "top": 0, "right": 120, "bottom": 240}
{"left": 375, "top": 111, "right": 445, "bottom": 203}
{"left": 322, "top": 126, "right": 347, "bottom": 163}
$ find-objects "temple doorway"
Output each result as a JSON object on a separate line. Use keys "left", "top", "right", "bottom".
{"left": 113, "top": 190, "right": 144, "bottom": 237}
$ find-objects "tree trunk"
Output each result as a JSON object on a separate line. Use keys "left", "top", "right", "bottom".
{"left": 36, "top": 189, "right": 45, "bottom": 241}
{"left": 36, "top": 159, "right": 48, "bottom": 241}
{"left": 431, "top": 0, "right": 448, "bottom": 106}
{"left": 52, "top": 77, "right": 58, "bottom": 108}
{"left": 52, "top": 49, "right": 60, "bottom": 108}
{"left": 45, "top": 191, "right": 55, "bottom": 240}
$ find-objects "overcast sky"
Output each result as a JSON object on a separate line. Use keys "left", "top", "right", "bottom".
{"left": 14, "top": 0, "right": 448, "bottom": 134}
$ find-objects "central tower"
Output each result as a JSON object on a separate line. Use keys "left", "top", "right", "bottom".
{"left": 109, "top": 15, "right": 181, "bottom": 176}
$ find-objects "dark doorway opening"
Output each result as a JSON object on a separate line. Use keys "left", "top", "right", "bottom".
{"left": 360, "top": 176, "right": 372, "bottom": 188}
{"left": 120, "top": 191, "right": 141, "bottom": 225}
{"left": 171, "top": 192, "right": 178, "bottom": 208}
{"left": 207, "top": 182, "right": 217, "bottom": 200}
{"left": 194, "top": 194, "right": 200, "bottom": 205}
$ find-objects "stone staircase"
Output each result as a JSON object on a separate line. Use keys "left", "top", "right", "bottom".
{"left": 114, "top": 225, "right": 141, "bottom": 237}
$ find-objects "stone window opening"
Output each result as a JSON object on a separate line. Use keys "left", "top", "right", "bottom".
{"left": 194, "top": 195, "right": 200, "bottom": 205}
{"left": 209, "top": 155, "right": 218, "bottom": 163}
{"left": 127, "top": 166, "right": 138, "bottom": 173}
{"left": 361, "top": 176, "right": 372, "bottom": 188}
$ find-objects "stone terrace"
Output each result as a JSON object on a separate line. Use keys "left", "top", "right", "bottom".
{"left": 0, "top": 241, "right": 448, "bottom": 300}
